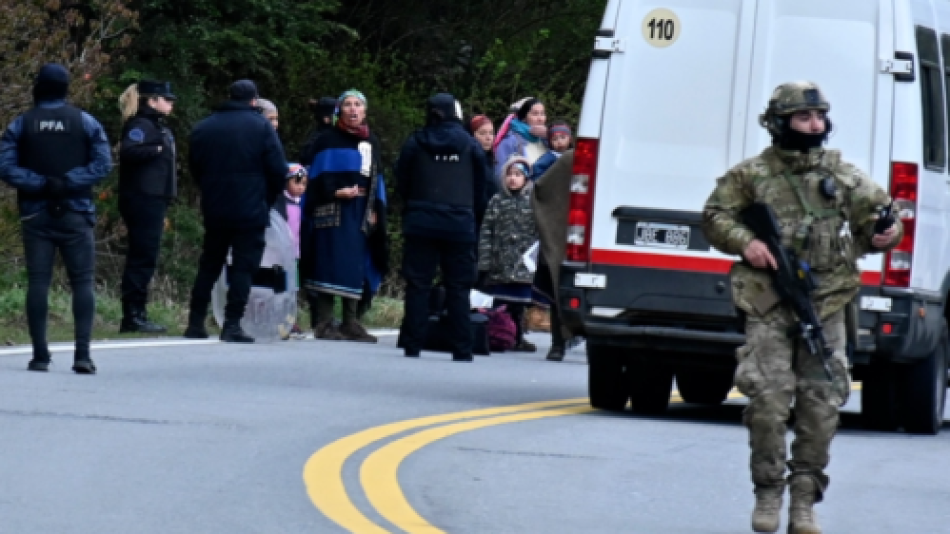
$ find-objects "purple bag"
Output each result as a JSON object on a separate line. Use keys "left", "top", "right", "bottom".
{"left": 485, "top": 305, "right": 517, "bottom": 352}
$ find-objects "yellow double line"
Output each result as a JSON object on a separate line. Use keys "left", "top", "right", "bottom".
{"left": 303, "top": 398, "right": 592, "bottom": 533}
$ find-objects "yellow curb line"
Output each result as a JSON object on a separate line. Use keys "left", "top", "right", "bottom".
{"left": 302, "top": 398, "right": 588, "bottom": 533}
{"left": 360, "top": 405, "right": 594, "bottom": 534}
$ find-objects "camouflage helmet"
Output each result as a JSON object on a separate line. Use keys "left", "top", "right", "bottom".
{"left": 759, "top": 81, "right": 831, "bottom": 137}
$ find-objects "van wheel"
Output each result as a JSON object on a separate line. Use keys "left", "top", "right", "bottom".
{"left": 587, "top": 343, "right": 629, "bottom": 411}
{"left": 899, "top": 326, "right": 948, "bottom": 435}
{"left": 628, "top": 357, "right": 674, "bottom": 415}
{"left": 676, "top": 368, "right": 735, "bottom": 405}
{"left": 861, "top": 359, "right": 900, "bottom": 432}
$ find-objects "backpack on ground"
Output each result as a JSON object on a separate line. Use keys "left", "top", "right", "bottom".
{"left": 485, "top": 305, "right": 517, "bottom": 352}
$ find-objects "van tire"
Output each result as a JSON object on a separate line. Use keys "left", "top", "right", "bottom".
{"left": 676, "top": 368, "right": 735, "bottom": 405}
{"left": 628, "top": 357, "right": 674, "bottom": 415}
{"left": 587, "top": 343, "right": 629, "bottom": 411}
{"left": 899, "top": 325, "right": 948, "bottom": 435}
{"left": 861, "top": 360, "right": 900, "bottom": 432}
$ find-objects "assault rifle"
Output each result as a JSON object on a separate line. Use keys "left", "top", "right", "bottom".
{"left": 740, "top": 203, "right": 834, "bottom": 380}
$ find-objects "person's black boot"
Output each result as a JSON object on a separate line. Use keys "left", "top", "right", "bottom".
{"left": 183, "top": 307, "right": 209, "bottom": 339}
{"left": 72, "top": 349, "right": 96, "bottom": 375}
{"left": 220, "top": 321, "right": 254, "bottom": 343}
{"left": 27, "top": 347, "right": 51, "bottom": 372}
{"left": 120, "top": 304, "right": 167, "bottom": 334}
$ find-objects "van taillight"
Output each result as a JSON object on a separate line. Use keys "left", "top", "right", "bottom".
{"left": 566, "top": 138, "right": 599, "bottom": 263}
{"left": 883, "top": 162, "right": 918, "bottom": 287}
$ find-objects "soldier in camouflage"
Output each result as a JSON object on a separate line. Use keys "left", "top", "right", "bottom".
{"left": 702, "top": 81, "right": 902, "bottom": 534}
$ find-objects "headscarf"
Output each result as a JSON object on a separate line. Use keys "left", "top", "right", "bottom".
{"left": 335, "top": 89, "right": 370, "bottom": 140}
{"left": 516, "top": 98, "right": 542, "bottom": 121}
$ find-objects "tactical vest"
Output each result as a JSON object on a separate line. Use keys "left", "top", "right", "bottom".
{"left": 410, "top": 142, "right": 475, "bottom": 208}
{"left": 753, "top": 152, "right": 855, "bottom": 272}
{"left": 16, "top": 105, "right": 92, "bottom": 203}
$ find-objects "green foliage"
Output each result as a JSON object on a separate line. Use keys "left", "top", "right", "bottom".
{"left": 0, "top": 0, "right": 608, "bottom": 314}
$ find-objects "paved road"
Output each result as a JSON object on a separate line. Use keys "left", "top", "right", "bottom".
{"left": 1, "top": 333, "right": 948, "bottom": 533}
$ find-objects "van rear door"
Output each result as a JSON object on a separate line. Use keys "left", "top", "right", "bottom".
{"left": 592, "top": 0, "right": 758, "bottom": 276}
{"left": 744, "top": 0, "right": 895, "bottom": 281}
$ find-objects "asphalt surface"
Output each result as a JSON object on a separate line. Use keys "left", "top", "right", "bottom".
{"left": 1, "top": 333, "right": 948, "bottom": 534}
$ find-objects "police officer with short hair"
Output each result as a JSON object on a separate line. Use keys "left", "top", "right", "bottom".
{"left": 395, "top": 93, "right": 489, "bottom": 361}
{"left": 0, "top": 63, "right": 112, "bottom": 374}
{"left": 184, "top": 79, "right": 289, "bottom": 343}
{"left": 117, "top": 80, "right": 178, "bottom": 334}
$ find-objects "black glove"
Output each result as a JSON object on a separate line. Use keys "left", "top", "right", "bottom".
{"left": 44, "top": 176, "right": 68, "bottom": 198}
{"left": 873, "top": 202, "right": 895, "bottom": 234}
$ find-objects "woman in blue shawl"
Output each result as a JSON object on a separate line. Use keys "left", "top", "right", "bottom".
{"left": 492, "top": 97, "right": 549, "bottom": 178}
{"left": 301, "top": 89, "right": 389, "bottom": 343}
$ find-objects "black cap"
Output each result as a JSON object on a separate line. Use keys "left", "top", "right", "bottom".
{"left": 138, "top": 80, "right": 176, "bottom": 100}
{"left": 426, "top": 93, "right": 460, "bottom": 125}
{"left": 33, "top": 63, "right": 70, "bottom": 102}
{"left": 229, "top": 79, "right": 258, "bottom": 102}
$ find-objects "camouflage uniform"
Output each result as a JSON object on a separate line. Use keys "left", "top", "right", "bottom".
{"left": 702, "top": 82, "right": 902, "bottom": 533}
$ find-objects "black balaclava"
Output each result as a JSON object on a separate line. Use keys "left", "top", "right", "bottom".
{"left": 778, "top": 114, "right": 831, "bottom": 153}
{"left": 516, "top": 98, "right": 541, "bottom": 122}
{"left": 425, "top": 93, "right": 460, "bottom": 126}
{"left": 33, "top": 63, "right": 70, "bottom": 103}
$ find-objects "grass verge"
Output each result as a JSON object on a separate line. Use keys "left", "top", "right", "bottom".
{"left": 0, "top": 289, "right": 404, "bottom": 345}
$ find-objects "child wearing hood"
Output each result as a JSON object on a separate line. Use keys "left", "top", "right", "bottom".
{"left": 477, "top": 155, "right": 541, "bottom": 352}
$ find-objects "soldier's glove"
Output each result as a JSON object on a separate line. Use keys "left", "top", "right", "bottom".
{"left": 43, "top": 176, "right": 68, "bottom": 198}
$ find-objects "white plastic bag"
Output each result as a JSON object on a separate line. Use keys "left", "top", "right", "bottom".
{"left": 212, "top": 210, "right": 298, "bottom": 342}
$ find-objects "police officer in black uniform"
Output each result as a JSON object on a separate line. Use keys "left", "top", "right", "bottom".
{"left": 395, "top": 93, "right": 489, "bottom": 361}
{"left": 117, "top": 80, "right": 178, "bottom": 334}
{"left": 0, "top": 63, "right": 113, "bottom": 374}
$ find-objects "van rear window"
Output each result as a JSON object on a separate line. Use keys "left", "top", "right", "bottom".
{"left": 917, "top": 26, "right": 946, "bottom": 170}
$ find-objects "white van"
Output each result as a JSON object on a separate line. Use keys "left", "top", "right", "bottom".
{"left": 562, "top": 0, "right": 950, "bottom": 434}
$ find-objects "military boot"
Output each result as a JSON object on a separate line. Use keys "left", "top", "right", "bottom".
{"left": 183, "top": 305, "right": 209, "bottom": 339}
{"left": 788, "top": 476, "right": 822, "bottom": 534}
{"left": 72, "top": 349, "right": 96, "bottom": 375}
{"left": 120, "top": 303, "right": 167, "bottom": 334}
{"left": 28, "top": 347, "right": 52, "bottom": 372}
{"left": 751, "top": 485, "right": 784, "bottom": 533}
{"left": 220, "top": 321, "right": 254, "bottom": 343}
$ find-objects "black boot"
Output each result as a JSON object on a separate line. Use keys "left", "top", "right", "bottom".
{"left": 72, "top": 349, "right": 96, "bottom": 375}
{"left": 28, "top": 347, "right": 51, "bottom": 372}
{"left": 120, "top": 303, "right": 167, "bottom": 334}
{"left": 220, "top": 320, "right": 254, "bottom": 343}
{"left": 183, "top": 305, "right": 209, "bottom": 339}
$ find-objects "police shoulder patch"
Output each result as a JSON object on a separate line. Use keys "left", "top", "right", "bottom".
{"left": 128, "top": 128, "right": 145, "bottom": 143}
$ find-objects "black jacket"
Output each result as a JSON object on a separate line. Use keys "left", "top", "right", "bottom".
{"left": 119, "top": 108, "right": 177, "bottom": 198}
{"left": 189, "top": 101, "right": 288, "bottom": 229}
{"left": 395, "top": 120, "right": 489, "bottom": 242}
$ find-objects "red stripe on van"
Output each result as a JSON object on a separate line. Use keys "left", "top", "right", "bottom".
{"left": 590, "top": 250, "right": 732, "bottom": 273}
{"left": 590, "top": 249, "right": 883, "bottom": 286}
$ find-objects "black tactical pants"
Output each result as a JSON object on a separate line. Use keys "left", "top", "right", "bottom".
{"left": 189, "top": 225, "right": 266, "bottom": 323}
{"left": 22, "top": 210, "right": 95, "bottom": 355}
{"left": 119, "top": 193, "right": 168, "bottom": 308}
{"left": 401, "top": 235, "right": 476, "bottom": 357}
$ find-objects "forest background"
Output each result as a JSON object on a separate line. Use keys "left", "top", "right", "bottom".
{"left": 0, "top": 0, "right": 607, "bottom": 336}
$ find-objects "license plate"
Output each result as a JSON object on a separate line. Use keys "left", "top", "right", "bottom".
{"left": 860, "top": 296, "right": 892, "bottom": 312}
{"left": 575, "top": 273, "right": 607, "bottom": 289}
{"left": 635, "top": 222, "right": 690, "bottom": 250}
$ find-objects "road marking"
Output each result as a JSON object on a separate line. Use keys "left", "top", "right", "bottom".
{"left": 307, "top": 384, "right": 865, "bottom": 533}
{"left": 302, "top": 398, "right": 588, "bottom": 533}
{"left": 360, "top": 404, "right": 593, "bottom": 533}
